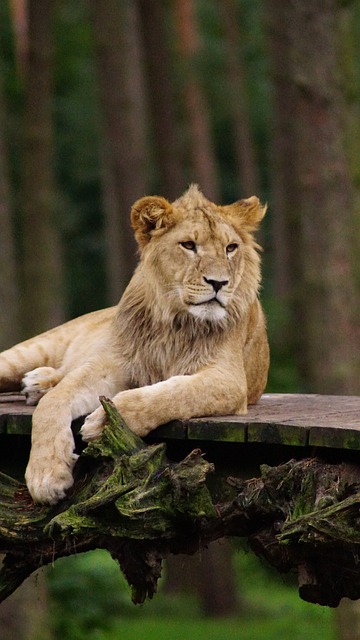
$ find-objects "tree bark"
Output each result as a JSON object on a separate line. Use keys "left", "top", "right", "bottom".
{"left": 89, "top": 0, "right": 148, "bottom": 301}
{"left": 21, "top": 0, "right": 65, "bottom": 337}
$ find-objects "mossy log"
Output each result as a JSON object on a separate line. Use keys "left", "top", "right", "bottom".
{"left": 1, "top": 398, "right": 360, "bottom": 608}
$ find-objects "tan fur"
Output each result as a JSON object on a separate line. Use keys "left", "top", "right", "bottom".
{"left": 0, "top": 185, "right": 269, "bottom": 504}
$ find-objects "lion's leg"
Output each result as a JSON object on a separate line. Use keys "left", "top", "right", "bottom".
{"left": 0, "top": 344, "right": 54, "bottom": 391}
{"left": 82, "top": 364, "right": 247, "bottom": 440}
{"left": 25, "top": 359, "right": 122, "bottom": 504}
{"left": 0, "top": 329, "right": 68, "bottom": 391}
{"left": 0, "top": 308, "right": 115, "bottom": 392}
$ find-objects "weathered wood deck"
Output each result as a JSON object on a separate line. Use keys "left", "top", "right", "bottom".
{"left": 0, "top": 392, "right": 359, "bottom": 450}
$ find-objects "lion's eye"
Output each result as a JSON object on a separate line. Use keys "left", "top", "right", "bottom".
{"left": 226, "top": 243, "right": 238, "bottom": 254}
{"left": 180, "top": 241, "right": 197, "bottom": 252}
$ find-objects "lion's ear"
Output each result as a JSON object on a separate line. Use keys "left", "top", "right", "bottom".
{"left": 131, "top": 196, "right": 173, "bottom": 248}
{"left": 224, "top": 196, "right": 267, "bottom": 232}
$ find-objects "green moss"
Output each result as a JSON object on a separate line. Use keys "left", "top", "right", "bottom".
{"left": 0, "top": 399, "right": 216, "bottom": 604}
{"left": 291, "top": 470, "right": 317, "bottom": 520}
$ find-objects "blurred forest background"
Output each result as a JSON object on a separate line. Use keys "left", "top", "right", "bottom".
{"left": 0, "top": 0, "right": 360, "bottom": 639}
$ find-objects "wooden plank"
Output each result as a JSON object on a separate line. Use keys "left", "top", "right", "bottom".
{"left": 244, "top": 394, "right": 360, "bottom": 428}
{"left": 308, "top": 426, "right": 360, "bottom": 450}
{"left": 0, "top": 393, "right": 25, "bottom": 403}
{"left": 0, "top": 395, "right": 34, "bottom": 435}
{"left": 186, "top": 394, "right": 360, "bottom": 448}
{"left": 187, "top": 416, "right": 246, "bottom": 442}
{"left": 247, "top": 394, "right": 360, "bottom": 449}
{"left": 0, "top": 393, "right": 360, "bottom": 450}
{"left": 6, "top": 412, "right": 33, "bottom": 435}
{"left": 247, "top": 422, "right": 309, "bottom": 447}
{"left": 147, "top": 420, "right": 187, "bottom": 440}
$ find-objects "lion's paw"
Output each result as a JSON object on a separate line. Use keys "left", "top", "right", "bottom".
{"left": 80, "top": 406, "right": 107, "bottom": 441}
{"left": 112, "top": 388, "right": 161, "bottom": 437}
{"left": 25, "top": 451, "right": 78, "bottom": 505}
{"left": 81, "top": 388, "right": 162, "bottom": 442}
{"left": 22, "top": 367, "right": 62, "bottom": 405}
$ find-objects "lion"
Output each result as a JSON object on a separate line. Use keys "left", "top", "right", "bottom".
{"left": 0, "top": 185, "right": 269, "bottom": 504}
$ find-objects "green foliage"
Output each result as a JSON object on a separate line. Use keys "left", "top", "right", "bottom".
{"left": 81, "top": 617, "right": 334, "bottom": 640}
{"left": 48, "top": 552, "right": 130, "bottom": 639}
{"left": 48, "top": 548, "right": 335, "bottom": 640}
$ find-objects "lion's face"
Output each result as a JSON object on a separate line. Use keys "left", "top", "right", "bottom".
{"left": 145, "top": 214, "right": 244, "bottom": 322}
{"left": 130, "top": 185, "right": 266, "bottom": 324}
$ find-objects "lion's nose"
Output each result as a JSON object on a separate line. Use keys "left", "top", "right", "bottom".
{"left": 204, "top": 277, "right": 229, "bottom": 293}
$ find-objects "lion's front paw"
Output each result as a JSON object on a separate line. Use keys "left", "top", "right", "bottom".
{"left": 25, "top": 424, "right": 79, "bottom": 504}
{"left": 80, "top": 406, "right": 107, "bottom": 441}
{"left": 112, "top": 388, "right": 161, "bottom": 437}
{"left": 25, "top": 458, "right": 77, "bottom": 505}
{"left": 22, "top": 367, "right": 62, "bottom": 405}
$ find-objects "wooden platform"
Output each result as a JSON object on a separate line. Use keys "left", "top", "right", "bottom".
{"left": 0, "top": 392, "right": 360, "bottom": 451}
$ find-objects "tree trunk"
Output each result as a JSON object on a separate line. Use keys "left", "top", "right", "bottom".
{"left": 324, "top": 3, "right": 360, "bottom": 634}
{"left": 338, "top": 5, "right": 360, "bottom": 377}
{"left": 0, "top": 60, "right": 20, "bottom": 349}
{"left": 173, "top": 0, "right": 219, "bottom": 201}
{"left": 266, "top": 0, "right": 301, "bottom": 303}
{"left": 137, "top": 0, "right": 186, "bottom": 200}
{"left": 220, "top": 0, "right": 260, "bottom": 197}
{"left": 2, "top": 3, "right": 60, "bottom": 636}
{"left": 9, "top": 0, "right": 28, "bottom": 79}
{"left": 266, "top": 0, "right": 359, "bottom": 394}
{"left": 196, "top": 541, "right": 240, "bottom": 617}
{"left": 89, "top": 0, "right": 148, "bottom": 301}
{"left": 0, "top": 568, "right": 52, "bottom": 640}
{"left": 335, "top": 598, "right": 360, "bottom": 640}
{"left": 265, "top": 0, "right": 305, "bottom": 375}
{"left": 165, "top": 540, "right": 243, "bottom": 617}
{"left": 288, "top": 0, "right": 358, "bottom": 395}
{"left": 21, "top": 0, "right": 64, "bottom": 337}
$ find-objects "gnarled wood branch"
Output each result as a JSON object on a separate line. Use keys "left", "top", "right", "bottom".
{"left": 1, "top": 398, "right": 360, "bottom": 608}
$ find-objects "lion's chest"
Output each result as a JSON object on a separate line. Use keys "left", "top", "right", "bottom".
{"left": 125, "top": 328, "right": 219, "bottom": 388}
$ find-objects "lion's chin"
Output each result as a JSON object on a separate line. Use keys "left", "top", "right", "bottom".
{"left": 188, "top": 301, "right": 227, "bottom": 323}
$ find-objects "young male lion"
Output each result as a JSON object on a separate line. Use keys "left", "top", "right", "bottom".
{"left": 0, "top": 185, "right": 269, "bottom": 504}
